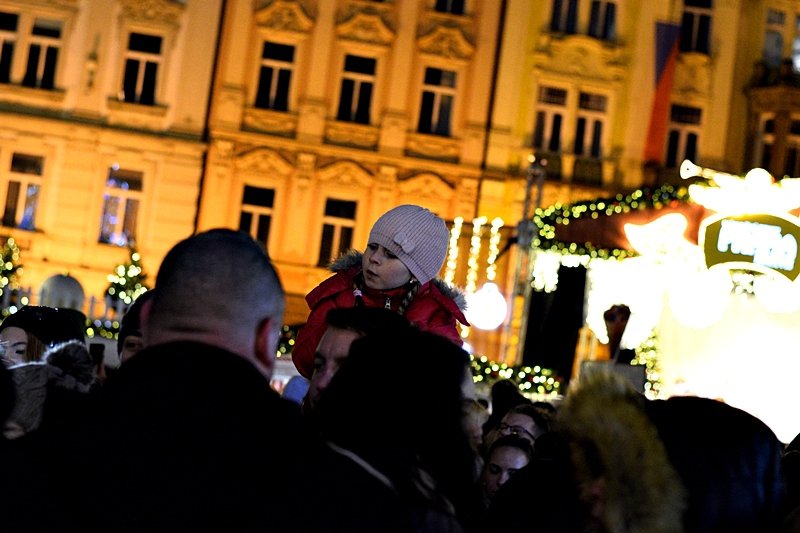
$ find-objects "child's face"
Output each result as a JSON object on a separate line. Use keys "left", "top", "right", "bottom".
{"left": 362, "top": 243, "right": 412, "bottom": 290}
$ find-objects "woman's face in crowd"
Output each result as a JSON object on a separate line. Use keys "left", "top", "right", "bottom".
{"left": 480, "top": 446, "right": 530, "bottom": 502}
{"left": 362, "top": 243, "right": 412, "bottom": 290}
{"left": 0, "top": 327, "right": 28, "bottom": 365}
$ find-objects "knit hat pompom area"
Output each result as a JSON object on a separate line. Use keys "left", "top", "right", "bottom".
{"left": 367, "top": 205, "right": 449, "bottom": 285}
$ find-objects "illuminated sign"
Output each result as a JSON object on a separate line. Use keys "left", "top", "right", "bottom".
{"left": 701, "top": 214, "right": 800, "bottom": 280}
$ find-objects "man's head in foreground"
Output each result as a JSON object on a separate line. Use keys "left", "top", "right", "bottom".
{"left": 145, "top": 229, "right": 285, "bottom": 378}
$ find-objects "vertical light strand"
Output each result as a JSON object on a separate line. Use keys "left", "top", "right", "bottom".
{"left": 444, "top": 216, "right": 463, "bottom": 285}
{"left": 485, "top": 217, "right": 504, "bottom": 281}
{"left": 465, "top": 216, "right": 487, "bottom": 294}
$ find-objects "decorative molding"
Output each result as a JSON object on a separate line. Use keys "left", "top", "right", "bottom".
{"left": 533, "top": 34, "right": 627, "bottom": 84}
{"left": 243, "top": 107, "right": 298, "bottom": 137}
{"left": 405, "top": 133, "right": 460, "bottom": 162}
{"left": 317, "top": 160, "right": 373, "bottom": 188}
{"left": 336, "top": 11, "right": 395, "bottom": 46}
{"left": 28, "top": 0, "right": 80, "bottom": 12}
{"left": 324, "top": 121, "right": 379, "bottom": 150}
{"left": 235, "top": 147, "right": 294, "bottom": 176}
{"left": 673, "top": 52, "right": 712, "bottom": 100}
{"left": 119, "top": 0, "right": 185, "bottom": 27}
{"left": 398, "top": 172, "right": 455, "bottom": 200}
{"left": 417, "top": 25, "right": 475, "bottom": 62}
{"left": 255, "top": 0, "right": 314, "bottom": 35}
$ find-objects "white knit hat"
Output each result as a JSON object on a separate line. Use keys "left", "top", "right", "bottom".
{"left": 368, "top": 205, "right": 449, "bottom": 285}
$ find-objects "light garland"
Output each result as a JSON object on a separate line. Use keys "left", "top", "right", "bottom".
{"left": 444, "top": 217, "right": 463, "bottom": 285}
{"left": 485, "top": 217, "right": 504, "bottom": 282}
{"left": 465, "top": 216, "right": 486, "bottom": 294}
{"left": 632, "top": 330, "right": 661, "bottom": 399}
{"left": 470, "top": 354, "right": 561, "bottom": 395}
{"left": 533, "top": 184, "right": 691, "bottom": 259}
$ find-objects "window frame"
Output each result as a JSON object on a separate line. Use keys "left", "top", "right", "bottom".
{"left": 665, "top": 104, "right": 703, "bottom": 168}
{"left": 98, "top": 165, "right": 144, "bottom": 247}
{"left": 0, "top": 6, "right": 71, "bottom": 90}
{"left": 0, "top": 151, "right": 45, "bottom": 231}
{"left": 253, "top": 40, "right": 295, "bottom": 112}
{"left": 238, "top": 184, "right": 275, "bottom": 249}
{"left": 316, "top": 198, "right": 357, "bottom": 268}
{"left": 335, "top": 53, "right": 378, "bottom": 125}
{"left": 117, "top": 29, "right": 164, "bottom": 106}
{"left": 416, "top": 65, "right": 458, "bottom": 137}
{"left": 680, "top": 0, "right": 712, "bottom": 55}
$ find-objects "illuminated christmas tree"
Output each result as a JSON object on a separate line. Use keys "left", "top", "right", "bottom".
{"left": 106, "top": 249, "right": 149, "bottom": 306}
{"left": 0, "top": 237, "right": 22, "bottom": 295}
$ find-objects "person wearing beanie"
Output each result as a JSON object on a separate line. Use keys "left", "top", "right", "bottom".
{"left": 292, "top": 204, "right": 468, "bottom": 378}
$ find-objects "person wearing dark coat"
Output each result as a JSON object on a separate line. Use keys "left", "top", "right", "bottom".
{"left": 308, "top": 329, "right": 479, "bottom": 532}
{"left": 34, "top": 229, "right": 310, "bottom": 532}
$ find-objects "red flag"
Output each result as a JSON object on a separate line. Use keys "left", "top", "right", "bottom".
{"left": 644, "top": 22, "right": 682, "bottom": 164}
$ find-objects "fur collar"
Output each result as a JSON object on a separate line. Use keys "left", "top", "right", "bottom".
{"left": 330, "top": 250, "right": 468, "bottom": 312}
{"left": 558, "top": 371, "right": 686, "bottom": 533}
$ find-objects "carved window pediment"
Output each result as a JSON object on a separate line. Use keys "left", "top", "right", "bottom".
{"left": 399, "top": 172, "right": 455, "bottom": 198}
{"left": 534, "top": 34, "right": 627, "bottom": 83}
{"left": 417, "top": 25, "right": 474, "bottom": 62}
{"left": 119, "top": 0, "right": 185, "bottom": 28}
{"left": 336, "top": 12, "right": 395, "bottom": 46}
{"left": 318, "top": 160, "right": 373, "bottom": 188}
{"left": 255, "top": 0, "right": 313, "bottom": 35}
{"left": 235, "top": 148, "right": 294, "bottom": 176}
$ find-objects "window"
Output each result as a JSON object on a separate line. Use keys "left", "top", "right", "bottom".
{"left": 533, "top": 86, "right": 567, "bottom": 153}
{"left": 254, "top": 41, "right": 294, "bottom": 111}
{"left": 780, "top": 118, "right": 800, "bottom": 178}
{"left": 680, "top": 0, "right": 712, "bottom": 54}
{"left": 239, "top": 185, "right": 274, "bottom": 249}
{"left": 435, "top": 0, "right": 465, "bottom": 15}
{"left": 317, "top": 199, "right": 356, "bottom": 267}
{"left": 575, "top": 92, "right": 607, "bottom": 158}
{"left": 550, "top": 0, "right": 578, "bottom": 34}
{"left": 588, "top": 1, "right": 616, "bottom": 41}
{"left": 22, "top": 18, "right": 61, "bottom": 89}
{"left": 793, "top": 15, "right": 800, "bottom": 70}
{"left": 121, "top": 32, "right": 162, "bottom": 105}
{"left": 763, "top": 9, "right": 785, "bottom": 68}
{"left": 99, "top": 166, "right": 142, "bottom": 246}
{"left": 3, "top": 153, "right": 43, "bottom": 230}
{"left": 0, "top": 11, "right": 18, "bottom": 84}
{"left": 418, "top": 67, "right": 456, "bottom": 136}
{"left": 337, "top": 54, "right": 376, "bottom": 124}
{"left": 665, "top": 104, "right": 702, "bottom": 168}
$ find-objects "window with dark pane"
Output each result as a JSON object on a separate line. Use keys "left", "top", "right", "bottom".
{"left": 99, "top": 167, "right": 143, "bottom": 246}
{"left": 255, "top": 41, "right": 294, "bottom": 111}
{"left": 337, "top": 54, "right": 376, "bottom": 124}
{"left": 239, "top": 185, "right": 275, "bottom": 249}
{"left": 122, "top": 32, "right": 162, "bottom": 104}
{"left": 0, "top": 11, "right": 17, "bottom": 84}
{"left": 418, "top": 67, "right": 456, "bottom": 136}
{"left": 317, "top": 199, "right": 357, "bottom": 267}
{"left": 435, "top": 0, "right": 465, "bottom": 15}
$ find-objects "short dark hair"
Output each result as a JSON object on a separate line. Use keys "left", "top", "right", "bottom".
{"left": 508, "top": 402, "right": 552, "bottom": 434}
{"left": 150, "top": 229, "right": 284, "bottom": 333}
{"left": 488, "top": 433, "right": 534, "bottom": 460}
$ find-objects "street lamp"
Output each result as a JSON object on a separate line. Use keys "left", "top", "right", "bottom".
{"left": 507, "top": 155, "right": 546, "bottom": 365}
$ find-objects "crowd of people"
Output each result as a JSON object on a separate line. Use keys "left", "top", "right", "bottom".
{"left": 0, "top": 205, "right": 798, "bottom": 532}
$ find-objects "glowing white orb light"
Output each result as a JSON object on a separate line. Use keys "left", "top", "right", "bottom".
{"left": 465, "top": 282, "right": 508, "bottom": 330}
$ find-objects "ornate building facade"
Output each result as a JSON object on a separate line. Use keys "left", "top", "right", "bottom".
{"left": 0, "top": 0, "right": 795, "bottom": 359}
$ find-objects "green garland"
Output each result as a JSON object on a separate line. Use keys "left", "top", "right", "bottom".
{"left": 471, "top": 355, "right": 562, "bottom": 395}
{"left": 633, "top": 330, "right": 662, "bottom": 399}
{"left": 532, "top": 184, "right": 692, "bottom": 259}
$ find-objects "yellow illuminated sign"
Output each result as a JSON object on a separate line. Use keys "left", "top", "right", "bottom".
{"left": 700, "top": 213, "right": 800, "bottom": 281}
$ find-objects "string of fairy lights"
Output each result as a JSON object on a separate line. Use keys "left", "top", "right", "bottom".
{"left": 533, "top": 184, "right": 691, "bottom": 260}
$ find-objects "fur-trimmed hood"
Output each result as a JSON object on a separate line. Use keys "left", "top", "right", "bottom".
{"left": 329, "top": 250, "right": 467, "bottom": 312}
{"left": 557, "top": 370, "right": 686, "bottom": 533}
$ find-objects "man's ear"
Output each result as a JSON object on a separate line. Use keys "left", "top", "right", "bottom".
{"left": 254, "top": 317, "right": 278, "bottom": 379}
